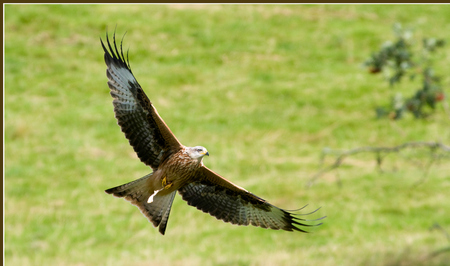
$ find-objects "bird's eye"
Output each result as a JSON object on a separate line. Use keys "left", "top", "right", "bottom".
{"left": 197, "top": 148, "right": 202, "bottom": 152}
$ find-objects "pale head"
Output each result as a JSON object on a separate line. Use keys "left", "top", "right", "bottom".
{"left": 186, "top": 146, "right": 209, "bottom": 161}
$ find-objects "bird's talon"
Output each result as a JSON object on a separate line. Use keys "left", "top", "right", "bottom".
{"left": 162, "top": 176, "right": 173, "bottom": 189}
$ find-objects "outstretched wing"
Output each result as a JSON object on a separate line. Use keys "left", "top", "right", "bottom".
{"left": 178, "top": 166, "right": 324, "bottom": 232}
{"left": 101, "top": 32, "right": 182, "bottom": 170}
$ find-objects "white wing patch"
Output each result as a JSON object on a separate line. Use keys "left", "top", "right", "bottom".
{"left": 107, "top": 64, "right": 140, "bottom": 112}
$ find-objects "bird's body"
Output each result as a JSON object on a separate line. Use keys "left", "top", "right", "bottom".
{"left": 101, "top": 31, "right": 324, "bottom": 235}
{"left": 151, "top": 146, "right": 208, "bottom": 194}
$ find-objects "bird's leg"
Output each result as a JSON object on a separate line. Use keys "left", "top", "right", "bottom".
{"left": 147, "top": 176, "right": 173, "bottom": 204}
{"left": 162, "top": 176, "right": 173, "bottom": 190}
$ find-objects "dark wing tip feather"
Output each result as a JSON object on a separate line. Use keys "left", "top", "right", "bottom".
{"left": 282, "top": 207, "right": 326, "bottom": 233}
{"left": 119, "top": 32, "right": 131, "bottom": 69}
{"left": 101, "top": 29, "right": 132, "bottom": 72}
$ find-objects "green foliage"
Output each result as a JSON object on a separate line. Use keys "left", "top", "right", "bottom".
{"left": 365, "top": 23, "right": 446, "bottom": 119}
{"left": 5, "top": 4, "right": 450, "bottom": 266}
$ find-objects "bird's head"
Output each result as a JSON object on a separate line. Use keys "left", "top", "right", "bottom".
{"left": 187, "top": 146, "right": 209, "bottom": 161}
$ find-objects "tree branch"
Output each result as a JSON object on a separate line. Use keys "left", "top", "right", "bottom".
{"left": 307, "top": 141, "right": 450, "bottom": 187}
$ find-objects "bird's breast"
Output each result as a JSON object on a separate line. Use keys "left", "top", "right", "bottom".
{"left": 158, "top": 150, "right": 202, "bottom": 187}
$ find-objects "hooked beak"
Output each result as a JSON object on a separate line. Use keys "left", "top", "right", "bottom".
{"left": 204, "top": 151, "right": 210, "bottom": 156}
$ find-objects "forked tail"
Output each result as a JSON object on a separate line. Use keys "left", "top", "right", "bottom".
{"left": 105, "top": 173, "right": 176, "bottom": 235}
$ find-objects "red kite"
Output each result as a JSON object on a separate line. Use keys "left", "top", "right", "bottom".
{"left": 101, "top": 32, "right": 324, "bottom": 235}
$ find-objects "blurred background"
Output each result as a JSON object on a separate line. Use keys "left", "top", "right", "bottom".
{"left": 5, "top": 4, "right": 450, "bottom": 265}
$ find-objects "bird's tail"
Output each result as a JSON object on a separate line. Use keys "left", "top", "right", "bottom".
{"left": 105, "top": 173, "right": 176, "bottom": 235}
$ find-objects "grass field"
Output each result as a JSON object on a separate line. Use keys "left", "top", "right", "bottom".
{"left": 5, "top": 4, "right": 450, "bottom": 266}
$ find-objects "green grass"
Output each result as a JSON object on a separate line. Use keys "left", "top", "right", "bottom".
{"left": 5, "top": 4, "right": 450, "bottom": 266}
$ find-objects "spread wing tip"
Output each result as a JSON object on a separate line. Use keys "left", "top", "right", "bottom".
{"left": 101, "top": 29, "right": 131, "bottom": 71}
{"left": 283, "top": 207, "right": 326, "bottom": 233}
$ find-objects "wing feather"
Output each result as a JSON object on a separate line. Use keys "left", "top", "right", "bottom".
{"left": 178, "top": 166, "right": 323, "bottom": 232}
{"left": 101, "top": 32, "right": 182, "bottom": 170}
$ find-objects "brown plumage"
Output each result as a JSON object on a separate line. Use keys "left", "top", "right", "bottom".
{"left": 101, "top": 31, "right": 324, "bottom": 235}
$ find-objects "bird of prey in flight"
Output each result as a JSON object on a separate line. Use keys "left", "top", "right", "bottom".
{"left": 101, "top": 31, "right": 324, "bottom": 235}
